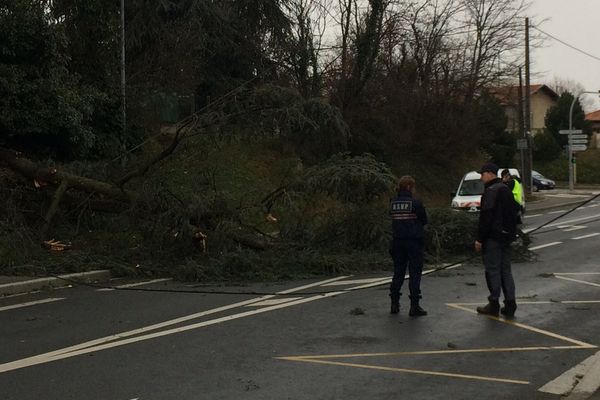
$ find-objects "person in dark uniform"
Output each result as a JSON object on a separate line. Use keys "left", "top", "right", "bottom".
{"left": 474, "top": 163, "right": 518, "bottom": 317}
{"left": 389, "top": 175, "right": 428, "bottom": 317}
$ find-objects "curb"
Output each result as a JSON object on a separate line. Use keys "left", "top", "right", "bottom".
{"left": 0, "top": 270, "right": 112, "bottom": 297}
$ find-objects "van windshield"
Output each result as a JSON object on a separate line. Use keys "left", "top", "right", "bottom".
{"left": 459, "top": 179, "right": 484, "bottom": 196}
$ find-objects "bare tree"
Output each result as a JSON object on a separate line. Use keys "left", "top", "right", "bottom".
{"left": 552, "top": 77, "right": 598, "bottom": 112}
{"left": 460, "top": 0, "right": 531, "bottom": 102}
{"left": 285, "top": 0, "right": 334, "bottom": 98}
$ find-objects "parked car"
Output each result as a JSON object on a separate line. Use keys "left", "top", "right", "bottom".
{"left": 451, "top": 168, "right": 523, "bottom": 212}
{"left": 532, "top": 170, "right": 555, "bottom": 191}
{"left": 451, "top": 171, "right": 484, "bottom": 212}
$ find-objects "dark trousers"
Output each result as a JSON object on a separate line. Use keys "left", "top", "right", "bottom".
{"left": 482, "top": 238, "right": 516, "bottom": 302}
{"left": 389, "top": 239, "right": 424, "bottom": 302}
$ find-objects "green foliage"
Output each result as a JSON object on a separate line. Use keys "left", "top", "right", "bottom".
{"left": 536, "top": 149, "right": 600, "bottom": 184}
{"left": 575, "top": 150, "right": 600, "bottom": 184}
{"left": 545, "top": 92, "right": 592, "bottom": 147}
{"left": 533, "top": 156, "right": 568, "bottom": 182}
{"left": 246, "top": 85, "right": 350, "bottom": 164}
{"left": 278, "top": 153, "right": 396, "bottom": 251}
{"left": 173, "top": 249, "right": 391, "bottom": 282}
{"left": 425, "top": 208, "right": 478, "bottom": 260}
{"left": 0, "top": 0, "right": 121, "bottom": 159}
{"left": 533, "top": 129, "right": 562, "bottom": 162}
{"left": 299, "top": 153, "right": 396, "bottom": 203}
{"left": 0, "top": 189, "right": 43, "bottom": 269}
{"left": 478, "top": 92, "right": 515, "bottom": 166}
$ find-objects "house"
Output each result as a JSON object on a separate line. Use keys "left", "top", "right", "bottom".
{"left": 491, "top": 84, "right": 559, "bottom": 134}
{"left": 585, "top": 109, "right": 600, "bottom": 149}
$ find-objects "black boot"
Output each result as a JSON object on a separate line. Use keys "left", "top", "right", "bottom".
{"left": 501, "top": 299, "right": 517, "bottom": 317}
{"left": 390, "top": 293, "right": 400, "bottom": 314}
{"left": 409, "top": 295, "right": 427, "bottom": 317}
{"left": 477, "top": 300, "right": 500, "bottom": 316}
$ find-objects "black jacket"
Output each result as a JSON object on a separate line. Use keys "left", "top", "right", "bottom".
{"left": 390, "top": 190, "right": 428, "bottom": 240}
{"left": 477, "top": 178, "right": 517, "bottom": 244}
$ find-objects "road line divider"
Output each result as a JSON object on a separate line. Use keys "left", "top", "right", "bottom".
{"left": 0, "top": 275, "right": 383, "bottom": 374}
{"left": 555, "top": 276, "right": 600, "bottom": 289}
{"left": 0, "top": 298, "right": 65, "bottom": 313}
{"left": 529, "top": 242, "right": 562, "bottom": 251}
{"left": 277, "top": 357, "right": 530, "bottom": 385}
{"left": 446, "top": 303, "right": 596, "bottom": 348}
{"left": 572, "top": 232, "right": 600, "bottom": 240}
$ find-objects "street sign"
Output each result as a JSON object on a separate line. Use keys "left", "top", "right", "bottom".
{"left": 517, "top": 139, "right": 528, "bottom": 150}
{"left": 560, "top": 129, "right": 583, "bottom": 135}
{"left": 571, "top": 145, "right": 587, "bottom": 151}
{"left": 569, "top": 139, "right": 588, "bottom": 144}
{"left": 568, "top": 134, "right": 588, "bottom": 139}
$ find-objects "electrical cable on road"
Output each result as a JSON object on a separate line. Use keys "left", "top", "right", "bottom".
{"left": 26, "top": 192, "right": 600, "bottom": 297}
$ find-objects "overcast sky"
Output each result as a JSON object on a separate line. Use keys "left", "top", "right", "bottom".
{"left": 528, "top": 0, "right": 600, "bottom": 112}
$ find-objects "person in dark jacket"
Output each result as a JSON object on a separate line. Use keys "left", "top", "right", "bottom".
{"left": 474, "top": 163, "right": 518, "bottom": 317}
{"left": 389, "top": 175, "right": 428, "bottom": 317}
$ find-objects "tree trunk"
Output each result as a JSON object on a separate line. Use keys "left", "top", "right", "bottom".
{"left": 0, "top": 147, "right": 136, "bottom": 203}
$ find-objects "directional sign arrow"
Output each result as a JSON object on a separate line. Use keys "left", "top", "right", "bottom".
{"left": 568, "top": 134, "right": 588, "bottom": 139}
{"left": 571, "top": 145, "right": 587, "bottom": 151}
{"left": 569, "top": 139, "right": 588, "bottom": 144}
{"left": 560, "top": 129, "right": 583, "bottom": 134}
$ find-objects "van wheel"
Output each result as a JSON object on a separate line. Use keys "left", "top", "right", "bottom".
{"left": 533, "top": 184, "right": 539, "bottom": 192}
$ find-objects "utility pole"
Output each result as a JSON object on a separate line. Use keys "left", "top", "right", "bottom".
{"left": 523, "top": 17, "right": 532, "bottom": 195}
{"left": 518, "top": 67, "right": 525, "bottom": 180}
{"left": 120, "top": 0, "right": 127, "bottom": 166}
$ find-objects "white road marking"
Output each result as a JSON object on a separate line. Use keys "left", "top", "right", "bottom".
{"left": 529, "top": 242, "right": 562, "bottom": 251}
{"left": 323, "top": 278, "right": 389, "bottom": 286}
{"left": 524, "top": 214, "right": 542, "bottom": 218}
{"left": 549, "top": 210, "right": 568, "bottom": 214}
{"left": 554, "top": 273, "right": 600, "bottom": 276}
{"left": 545, "top": 194, "right": 591, "bottom": 198}
{"left": 563, "top": 226, "right": 586, "bottom": 232}
{"left": 0, "top": 298, "right": 64, "bottom": 312}
{"left": 555, "top": 276, "right": 600, "bottom": 288}
{"left": 562, "top": 300, "right": 600, "bottom": 304}
{"left": 245, "top": 298, "right": 300, "bottom": 307}
{"left": 572, "top": 233, "right": 600, "bottom": 240}
{"left": 523, "top": 212, "right": 600, "bottom": 233}
{"left": 0, "top": 276, "right": 356, "bottom": 373}
{"left": 0, "top": 268, "right": 461, "bottom": 374}
{"left": 539, "top": 350, "right": 600, "bottom": 396}
{"left": 97, "top": 278, "right": 173, "bottom": 291}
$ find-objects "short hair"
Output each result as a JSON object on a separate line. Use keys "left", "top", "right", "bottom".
{"left": 501, "top": 169, "right": 510, "bottom": 177}
{"left": 397, "top": 175, "right": 416, "bottom": 191}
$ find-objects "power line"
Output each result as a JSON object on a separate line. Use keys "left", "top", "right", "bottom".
{"left": 532, "top": 25, "right": 600, "bottom": 63}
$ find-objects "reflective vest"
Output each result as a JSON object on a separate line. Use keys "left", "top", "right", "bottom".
{"left": 512, "top": 179, "right": 523, "bottom": 205}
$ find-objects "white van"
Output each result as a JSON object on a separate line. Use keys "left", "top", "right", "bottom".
{"left": 451, "top": 168, "right": 523, "bottom": 212}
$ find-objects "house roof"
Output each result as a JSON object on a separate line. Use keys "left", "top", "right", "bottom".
{"left": 490, "top": 84, "right": 559, "bottom": 105}
{"left": 585, "top": 109, "right": 600, "bottom": 122}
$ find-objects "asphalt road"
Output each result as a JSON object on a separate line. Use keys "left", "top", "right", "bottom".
{"left": 1, "top": 197, "right": 600, "bottom": 400}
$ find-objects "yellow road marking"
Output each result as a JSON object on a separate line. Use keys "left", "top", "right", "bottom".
{"left": 277, "top": 300, "right": 598, "bottom": 385}
{"left": 280, "top": 346, "right": 586, "bottom": 360}
{"left": 446, "top": 303, "right": 596, "bottom": 348}
{"left": 277, "top": 357, "right": 530, "bottom": 385}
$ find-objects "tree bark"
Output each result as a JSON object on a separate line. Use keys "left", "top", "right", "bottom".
{"left": 41, "top": 179, "right": 70, "bottom": 238}
{"left": 0, "top": 147, "right": 136, "bottom": 203}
